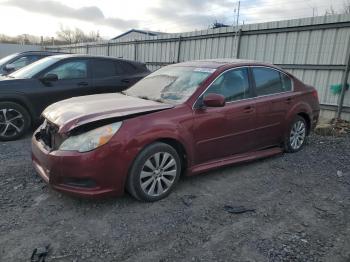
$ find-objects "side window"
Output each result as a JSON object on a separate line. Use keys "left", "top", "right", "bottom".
{"left": 252, "top": 67, "right": 286, "bottom": 96}
{"left": 118, "top": 61, "right": 137, "bottom": 74}
{"left": 10, "top": 56, "right": 33, "bottom": 70}
{"left": 29, "top": 55, "right": 42, "bottom": 63}
{"left": 204, "top": 68, "right": 250, "bottom": 102}
{"left": 92, "top": 60, "right": 119, "bottom": 78}
{"left": 45, "top": 60, "right": 87, "bottom": 80}
{"left": 281, "top": 73, "right": 292, "bottom": 92}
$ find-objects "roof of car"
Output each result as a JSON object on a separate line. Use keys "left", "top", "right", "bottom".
{"left": 49, "top": 54, "right": 141, "bottom": 63}
{"left": 173, "top": 59, "right": 274, "bottom": 69}
{"left": 17, "top": 50, "right": 67, "bottom": 55}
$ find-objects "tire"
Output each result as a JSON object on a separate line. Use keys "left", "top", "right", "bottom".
{"left": 284, "top": 115, "right": 308, "bottom": 153}
{"left": 0, "top": 102, "right": 31, "bottom": 141}
{"left": 126, "top": 142, "right": 182, "bottom": 202}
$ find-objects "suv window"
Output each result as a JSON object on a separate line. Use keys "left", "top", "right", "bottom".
{"left": 204, "top": 68, "right": 251, "bottom": 102}
{"left": 11, "top": 55, "right": 40, "bottom": 70}
{"left": 118, "top": 61, "right": 137, "bottom": 74}
{"left": 45, "top": 60, "right": 87, "bottom": 80}
{"left": 252, "top": 67, "right": 291, "bottom": 96}
{"left": 92, "top": 59, "right": 120, "bottom": 78}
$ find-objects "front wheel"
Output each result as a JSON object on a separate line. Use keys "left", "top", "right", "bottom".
{"left": 284, "top": 116, "right": 308, "bottom": 153}
{"left": 126, "top": 142, "right": 182, "bottom": 202}
{"left": 0, "top": 102, "right": 31, "bottom": 141}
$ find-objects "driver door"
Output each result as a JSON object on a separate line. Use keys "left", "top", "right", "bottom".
{"left": 193, "top": 67, "right": 257, "bottom": 165}
{"left": 34, "top": 59, "right": 92, "bottom": 114}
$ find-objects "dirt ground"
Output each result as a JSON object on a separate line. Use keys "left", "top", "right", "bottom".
{"left": 0, "top": 133, "right": 349, "bottom": 262}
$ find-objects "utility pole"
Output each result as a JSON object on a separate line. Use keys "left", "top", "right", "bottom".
{"left": 235, "top": 1, "right": 240, "bottom": 29}
{"left": 234, "top": 1, "right": 241, "bottom": 58}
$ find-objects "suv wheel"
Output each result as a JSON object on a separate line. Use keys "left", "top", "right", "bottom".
{"left": 127, "top": 142, "right": 181, "bottom": 202}
{"left": 0, "top": 102, "right": 31, "bottom": 141}
{"left": 284, "top": 116, "right": 308, "bottom": 153}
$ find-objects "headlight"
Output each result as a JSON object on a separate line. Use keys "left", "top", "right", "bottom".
{"left": 59, "top": 122, "right": 122, "bottom": 152}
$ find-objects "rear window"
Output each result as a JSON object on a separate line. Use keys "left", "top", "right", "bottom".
{"left": 281, "top": 73, "right": 292, "bottom": 92}
{"left": 92, "top": 60, "right": 120, "bottom": 78}
{"left": 252, "top": 67, "right": 292, "bottom": 96}
{"left": 118, "top": 61, "right": 138, "bottom": 74}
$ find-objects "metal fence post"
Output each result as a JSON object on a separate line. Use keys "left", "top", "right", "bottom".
{"left": 177, "top": 36, "right": 182, "bottom": 62}
{"left": 337, "top": 36, "right": 350, "bottom": 119}
{"left": 86, "top": 44, "right": 89, "bottom": 54}
{"left": 235, "top": 29, "right": 242, "bottom": 59}
{"left": 134, "top": 40, "right": 138, "bottom": 61}
{"left": 107, "top": 42, "right": 110, "bottom": 56}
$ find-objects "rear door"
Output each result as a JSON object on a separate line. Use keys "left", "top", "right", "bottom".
{"left": 91, "top": 59, "right": 125, "bottom": 93}
{"left": 91, "top": 59, "right": 146, "bottom": 93}
{"left": 193, "top": 67, "right": 257, "bottom": 164}
{"left": 251, "top": 67, "right": 294, "bottom": 149}
{"left": 117, "top": 60, "right": 149, "bottom": 87}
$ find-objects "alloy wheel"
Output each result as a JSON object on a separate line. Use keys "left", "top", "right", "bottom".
{"left": 290, "top": 120, "right": 306, "bottom": 150}
{"left": 0, "top": 108, "right": 25, "bottom": 138}
{"left": 140, "top": 152, "right": 178, "bottom": 197}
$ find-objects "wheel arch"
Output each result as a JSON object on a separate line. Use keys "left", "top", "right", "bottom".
{"left": 297, "top": 112, "right": 311, "bottom": 135}
{"left": 156, "top": 137, "right": 188, "bottom": 174}
{"left": 0, "top": 96, "right": 36, "bottom": 124}
{"left": 285, "top": 101, "right": 313, "bottom": 136}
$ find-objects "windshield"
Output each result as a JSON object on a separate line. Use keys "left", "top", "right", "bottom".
{"left": 125, "top": 66, "right": 215, "bottom": 104}
{"left": 9, "top": 56, "right": 59, "bottom": 79}
{"left": 0, "top": 53, "right": 18, "bottom": 66}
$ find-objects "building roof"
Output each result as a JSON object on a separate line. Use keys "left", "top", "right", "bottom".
{"left": 111, "top": 29, "right": 166, "bottom": 40}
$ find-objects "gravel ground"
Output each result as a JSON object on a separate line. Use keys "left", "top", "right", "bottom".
{"left": 0, "top": 133, "right": 349, "bottom": 262}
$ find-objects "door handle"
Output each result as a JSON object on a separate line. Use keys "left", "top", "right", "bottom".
{"left": 243, "top": 105, "right": 254, "bottom": 113}
{"left": 77, "top": 82, "right": 89, "bottom": 87}
{"left": 285, "top": 97, "right": 293, "bottom": 104}
{"left": 121, "top": 79, "right": 131, "bottom": 83}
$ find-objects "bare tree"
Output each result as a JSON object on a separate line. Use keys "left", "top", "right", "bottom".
{"left": 325, "top": 5, "right": 336, "bottom": 15}
{"left": 56, "top": 25, "right": 74, "bottom": 44}
{"left": 344, "top": 0, "right": 350, "bottom": 13}
{"left": 56, "top": 25, "right": 101, "bottom": 44}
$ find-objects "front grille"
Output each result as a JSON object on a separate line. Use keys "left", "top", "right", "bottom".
{"left": 35, "top": 120, "right": 61, "bottom": 150}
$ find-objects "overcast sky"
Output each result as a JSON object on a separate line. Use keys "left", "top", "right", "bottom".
{"left": 0, "top": 0, "right": 346, "bottom": 39}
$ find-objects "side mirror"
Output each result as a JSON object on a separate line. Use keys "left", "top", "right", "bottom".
{"left": 4, "top": 64, "right": 15, "bottom": 72}
{"left": 202, "top": 93, "right": 226, "bottom": 107}
{"left": 41, "top": 73, "right": 58, "bottom": 83}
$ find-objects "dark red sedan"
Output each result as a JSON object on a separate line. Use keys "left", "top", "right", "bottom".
{"left": 32, "top": 59, "right": 320, "bottom": 201}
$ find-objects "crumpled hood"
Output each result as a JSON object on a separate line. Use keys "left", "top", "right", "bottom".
{"left": 43, "top": 93, "right": 174, "bottom": 133}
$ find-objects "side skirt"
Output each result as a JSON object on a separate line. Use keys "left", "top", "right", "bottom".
{"left": 188, "top": 147, "right": 283, "bottom": 176}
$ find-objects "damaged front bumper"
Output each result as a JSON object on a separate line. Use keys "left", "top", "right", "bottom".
{"left": 31, "top": 130, "right": 129, "bottom": 198}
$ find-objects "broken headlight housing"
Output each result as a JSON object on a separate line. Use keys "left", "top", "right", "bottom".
{"left": 59, "top": 122, "right": 122, "bottom": 153}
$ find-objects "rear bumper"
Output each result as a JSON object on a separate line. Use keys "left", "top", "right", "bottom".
{"left": 31, "top": 135, "right": 129, "bottom": 198}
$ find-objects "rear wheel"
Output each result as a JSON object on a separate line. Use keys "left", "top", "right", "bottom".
{"left": 0, "top": 102, "right": 31, "bottom": 141}
{"left": 284, "top": 116, "right": 308, "bottom": 153}
{"left": 127, "top": 142, "right": 181, "bottom": 202}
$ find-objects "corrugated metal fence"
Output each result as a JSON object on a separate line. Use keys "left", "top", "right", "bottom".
{"left": 0, "top": 43, "right": 42, "bottom": 59}
{"left": 46, "top": 14, "right": 350, "bottom": 120}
